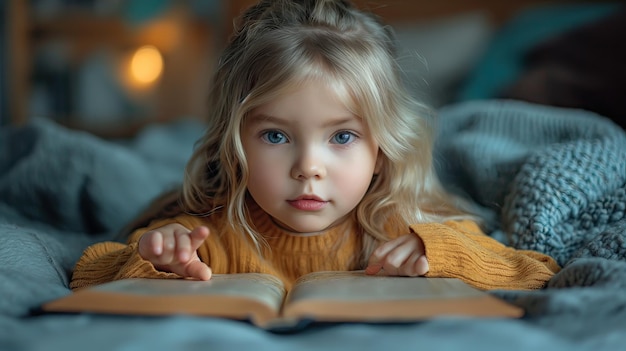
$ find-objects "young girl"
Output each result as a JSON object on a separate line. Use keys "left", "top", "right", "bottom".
{"left": 71, "top": 0, "right": 559, "bottom": 291}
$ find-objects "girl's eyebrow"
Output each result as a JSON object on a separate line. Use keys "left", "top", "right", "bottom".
{"left": 246, "top": 114, "right": 286, "bottom": 126}
{"left": 247, "top": 113, "right": 361, "bottom": 128}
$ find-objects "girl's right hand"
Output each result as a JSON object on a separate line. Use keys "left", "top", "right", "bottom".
{"left": 138, "top": 223, "right": 212, "bottom": 280}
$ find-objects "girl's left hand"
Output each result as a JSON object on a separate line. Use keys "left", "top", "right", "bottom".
{"left": 365, "top": 234, "right": 429, "bottom": 277}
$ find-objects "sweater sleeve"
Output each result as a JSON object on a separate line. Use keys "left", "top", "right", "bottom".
{"left": 69, "top": 242, "right": 178, "bottom": 290}
{"left": 70, "top": 216, "right": 203, "bottom": 291}
{"left": 412, "top": 220, "right": 561, "bottom": 290}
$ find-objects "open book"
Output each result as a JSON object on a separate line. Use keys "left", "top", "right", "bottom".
{"left": 43, "top": 271, "right": 523, "bottom": 328}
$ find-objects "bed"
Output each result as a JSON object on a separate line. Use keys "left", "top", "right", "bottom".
{"left": 3, "top": 98, "right": 626, "bottom": 350}
{"left": 3, "top": 4, "right": 626, "bottom": 351}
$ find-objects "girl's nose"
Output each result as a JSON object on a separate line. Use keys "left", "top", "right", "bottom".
{"left": 290, "top": 148, "right": 327, "bottom": 180}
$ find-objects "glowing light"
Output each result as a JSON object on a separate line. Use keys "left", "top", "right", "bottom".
{"left": 130, "top": 45, "right": 163, "bottom": 85}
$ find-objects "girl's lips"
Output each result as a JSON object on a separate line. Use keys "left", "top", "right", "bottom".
{"left": 287, "top": 198, "right": 328, "bottom": 211}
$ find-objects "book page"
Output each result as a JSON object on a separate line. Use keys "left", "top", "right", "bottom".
{"left": 288, "top": 271, "right": 484, "bottom": 301}
{"left": 44, "top": 273, "right": 287, "bottom": 326}
{"left": 282, "top": 271, "right": 523, "bottom": 321}
{"left": 91, "top": 274, "right": 286, "bottom": 311}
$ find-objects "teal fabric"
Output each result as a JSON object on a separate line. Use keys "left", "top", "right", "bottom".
{"left": 123, "top": 0, "right": 172, "bottom": 25}
{"left": 456, "top": 3, "right": 619, "bottom": 101}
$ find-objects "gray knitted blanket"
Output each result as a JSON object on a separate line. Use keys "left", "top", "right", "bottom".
{"left": 436, "top": 100, "right": 626, "bottom": 341}
{"left": 1, "top": 100, "right": 626, "bottom": 350}
{"left": 436, "top": 99, "right": 626, "bottom": 267}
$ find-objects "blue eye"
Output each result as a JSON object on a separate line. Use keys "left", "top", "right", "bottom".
{"left": 262, "top": 130, "right": 287, "bottom": 144}
{"left": 332, "top": 131, "right": 355, "bottom": 145}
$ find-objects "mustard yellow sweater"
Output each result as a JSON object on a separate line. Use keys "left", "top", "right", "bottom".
{"left": 70, "top": 200, "right": 560, "bottom": 291}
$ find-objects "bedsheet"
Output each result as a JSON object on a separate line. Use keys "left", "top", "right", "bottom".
{"left": 2, "top": 100, "right": 626, "bottom": 351}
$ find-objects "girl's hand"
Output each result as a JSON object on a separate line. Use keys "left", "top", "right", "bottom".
{"left": 138, "top": 223, "right": 212, "bottom": 280}
{"left": 365, "top": 234, "right": 429, "bottom": 277}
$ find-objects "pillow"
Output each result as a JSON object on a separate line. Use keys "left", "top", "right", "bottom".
{"left": 456, "top": 3, "right": 618, "bottom": 102}
{"left": 502, "top": 7, "right": 626, "bottom": 129}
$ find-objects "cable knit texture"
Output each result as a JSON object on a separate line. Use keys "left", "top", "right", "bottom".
{"left": 436, "top": 99, "right": 626, "bottom": 267}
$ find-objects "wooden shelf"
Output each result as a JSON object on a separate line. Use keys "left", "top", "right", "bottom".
{"left": 30, "top": 15, "right": 130, "bottom": 45}
{"left": 6, "top": 0, "right": 29, "bottom": 126}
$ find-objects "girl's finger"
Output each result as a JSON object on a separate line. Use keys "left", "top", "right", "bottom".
{"left": 383, "top": 239, "right": 419, "bottom": 269}
{"left": 380, "top": 261, "right": 399, "bottom": 276}
{"left": 415, "top": 255, "right": 429, "bottom": 276}
{"left": 139, "top": 231, "right": 163, "bottom": 259}
{"left": 367, "top": 235, "right": 409, "bottom": 267}
{"left": 398, "top": 251, "right": 422, "bottom": 277}
{"left": 365, "top": 263, "right": 383, "bottom": 275}
{"left": 156, "top": 233, "right": 176, "bottom": 265}
{"left": 189, "top": 226, "right": 210, "bottom": 250}
{"left": 185, "top": 260, "right": 212, "bottom": 281}
{"left": 175, "top": 232, "right": 192, "bottom": 262}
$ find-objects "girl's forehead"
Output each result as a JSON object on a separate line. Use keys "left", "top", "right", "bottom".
{"left": 291, "top": 74, "right": 358, "bottom": 109}
{"left": 247, "top": 71, "right": 355, "bottom": 106}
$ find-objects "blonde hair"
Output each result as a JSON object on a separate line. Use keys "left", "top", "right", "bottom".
{"left": 182, "top": 0, "right": 476, "bottom": 263}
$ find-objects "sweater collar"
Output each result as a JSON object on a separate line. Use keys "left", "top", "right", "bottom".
{"left": 246, "top": 197, "right": 357, "bottom": 252}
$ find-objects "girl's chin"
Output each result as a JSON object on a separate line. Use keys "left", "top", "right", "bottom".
{"left": 270, "top": 217, "right": 333, "bottom": 236}
{"left": 278, "top": 223, "right": 328, "bottom": 237}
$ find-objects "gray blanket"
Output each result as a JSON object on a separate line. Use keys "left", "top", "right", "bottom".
{"left": 2, "top": 100, "right": 626, "bottom": 350}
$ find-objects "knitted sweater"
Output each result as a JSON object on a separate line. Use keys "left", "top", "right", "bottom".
{"left": 70, "top": 200, "right": 560, "bottom": 291}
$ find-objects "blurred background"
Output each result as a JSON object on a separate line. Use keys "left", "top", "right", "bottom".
{"left": 1, "top": 0, "right": 624, "bottom": 138}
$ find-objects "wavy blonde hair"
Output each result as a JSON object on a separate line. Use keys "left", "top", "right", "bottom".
{"left": 182, "top": 0, "right": 476, "bottom": 263}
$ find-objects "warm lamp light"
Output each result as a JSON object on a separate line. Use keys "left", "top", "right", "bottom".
{"left": 130, "top": 45, "right": 163, "bottom": 85}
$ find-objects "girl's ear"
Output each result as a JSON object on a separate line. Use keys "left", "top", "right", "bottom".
{"left": 374, "top": 150, "right": 383, "bottom": 175}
